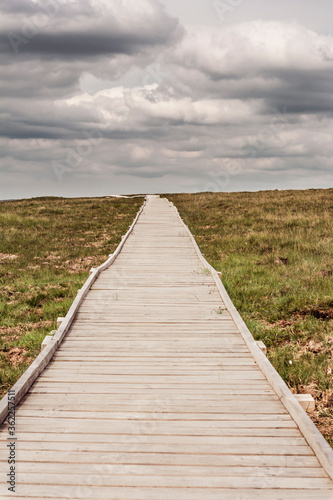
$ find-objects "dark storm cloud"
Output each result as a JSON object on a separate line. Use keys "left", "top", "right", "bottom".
{"left": 0, "top": 126, "right": 64, "bottom": 140}
{"left": 1, "top": 30, "right": 178, "bottom": 59}
{"left": 261, "top": 72, "right": 333, "bottom": 115}
{"left": 1, "top": 0, "right": 36, "bottom": 15}
{"left": 0, "top": 0, "right": 183, "bottom": 106}
{"left": 1, "top": 0, "right": 181, "bottom": 59}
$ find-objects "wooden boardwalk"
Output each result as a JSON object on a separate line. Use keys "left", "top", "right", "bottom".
{"left": 1, "top": 195, "right": 333, "bottom": 499}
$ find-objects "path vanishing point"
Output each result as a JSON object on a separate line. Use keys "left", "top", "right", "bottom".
{"left": 1, "top": 195, "right": 333, "bottom": 499}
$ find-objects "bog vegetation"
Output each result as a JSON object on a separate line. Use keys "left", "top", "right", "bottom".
{"left": 0, "top": 196, "right": 143, "bottom": 397}
{"left": 166, "top": 188, "right": 333, "bottom": 446}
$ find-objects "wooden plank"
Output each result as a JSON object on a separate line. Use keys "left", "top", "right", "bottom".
{"left": 59, "top": 339, "right": 246, "bottom": 346}
{"left": 16, "top": 404, "right": 288, "bottom": 417}
{"left": 11, "top": 435, "right": 308, "bottom": 448}
{"left": 19, "top": 402, "right": 283, "bottom": 412}
{"left": 4, "top": 462, "right": 327, "bottom": 477}
{"left": 3, "top": 472, "right": 332, "bottom": 489}
{"left": 0, "top": 428, "right": 304, "bottom": 441}
{"left": 29, "top": 385, "right": 276, "bottom": 395}
{"left": 43, "top": 366, "right": 261, "bottom": 374}
{"left": 52, "top": 352, "right": 253, "bottom": 358}
{"left": 1, "top": 416, "right": 298, "bottom": 430}
{"left": 23, "top": 391, "right": 278, "bottom": 401}
{"left": 0, "top": 446, "right": 315, "bottom": 462}
{"left": 36, "top": 374, "right": 267, "bottom": 383}
{"left": 0, "top": 415, "right": 296, "bottom": 436}
{"left": 1, "top": 488, "right": 333, "bottom": 500}
{"left": 26, "top": 384, "right": 284, "bottom": 393}
{"left": 49, "top": 358, "right": 257, "bottom": 365}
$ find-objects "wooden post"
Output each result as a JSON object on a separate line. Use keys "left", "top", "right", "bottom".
{"left": 41, "top": 335, "right": 53, "bottom": 351}
{"left": 57, "top": 317, "right": 65, "bottom": 329}
{"left": 256, "top": 340, "right": 267, "bottom": 356}
{"left": 295, "top": 394, "right": 315, "bottom": 412}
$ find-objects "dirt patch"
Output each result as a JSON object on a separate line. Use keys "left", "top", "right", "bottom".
{"left": 7, "top": 347, "right": 29, "bottom": 366}
{"left": 84, "top": 230, "right": 112, "bottom": 249}
{"left": 295, "top": 337, "right": 333, "bottom": 358}
{"left": 310, "top": 309, "right": 333, "bottom": 320}
{"left": 319, "top": 270, "right": 333, "bottom": 277}
{"left": 0, "top": 333, "right": 21, "bottom": 344}
{"left": 275, "top": 319, "right": 295, "bottom": 329}
{"left": 86, "top": 241, "right": 105, "bottom": 248}
{"left": 45, "top": 252, "right": 61, "bottom": 260}
{"left": 0, "top": 321, "right": 53, "bottom": 337}
{"left": 64, "top": 257, "right": 96, "bottom": 273}
{"left": 0, "top": 273, "right": 18, "bottom": 279}
{"left": 44, "top": 284, "right": 64, "bottom": 291}
{"left": 295, "top": 307, "right": 333, "bottom": 321}
{"left": 275, "top": 256, "right": 289, "bottom": 265}
{"left": 1, "top": 286, "right": 21, "bottom": 300}
{"left": 262, "top": 308, "right": 333, "bottom": 330}
{"left": 0, "top": 253, "right": 18, "bottom": 262}
{"left": 299, "top": 340, "right": 325, "bottom": 355}
{"left": 260, "top": 318, "right": 297, "bottom": 330}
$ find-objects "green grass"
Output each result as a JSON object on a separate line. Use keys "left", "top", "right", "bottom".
{"left": 166, "top": 188, "right": 333, "bottom": 446}
{"left": 0, "top": 196, "right": 144, "bottom": 397}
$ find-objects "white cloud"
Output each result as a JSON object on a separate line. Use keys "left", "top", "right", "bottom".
{"left": 171, "top": 20, "right": 333, "bottom": 77}
{"left": 162, "top": 148, "right": 202, "bottom": 159}
{"left": 131, "top": 145, "right": 153, "bottom": 160}
{"left": 132, "top": 96, "right": 254, "bottom": 125}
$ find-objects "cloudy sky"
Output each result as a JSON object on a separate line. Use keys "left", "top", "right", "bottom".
{"left": 1, "top": 0, "right": 332, "bottom": 199}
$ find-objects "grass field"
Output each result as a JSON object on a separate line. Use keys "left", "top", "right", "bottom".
{"left": 166, "top": 189, "right": 333, "bottom": 446}
{"left": 0, "top": 196, "right": 144, "bottom": 398}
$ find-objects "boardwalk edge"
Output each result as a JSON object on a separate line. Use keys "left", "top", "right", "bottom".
{"left": 0, "top": 197, "right": 147, "bottom": 425}
{"left": 169, "top": 197, "right": 333, "bottom": 481}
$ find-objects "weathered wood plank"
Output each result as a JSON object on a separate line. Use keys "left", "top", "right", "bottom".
{"left": 1, "top": 488, "right": 333, "bottom": 500}
{"left": 10, "top": 435, "right": 308, "bottom": 448}
{"left": 0, "top": 445, "right": 314, "bottom": 461}
{"left": 3, "top": 472, "right": 332, "bottom": 489}
{"left": 16, "top": 404, "right": 289, "bottom": 418}
{"left": 0, "top": 428, "right": 304, "bottom": 441}
{"left": 4, "top": 462, "right": 327, "bottom": 477}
